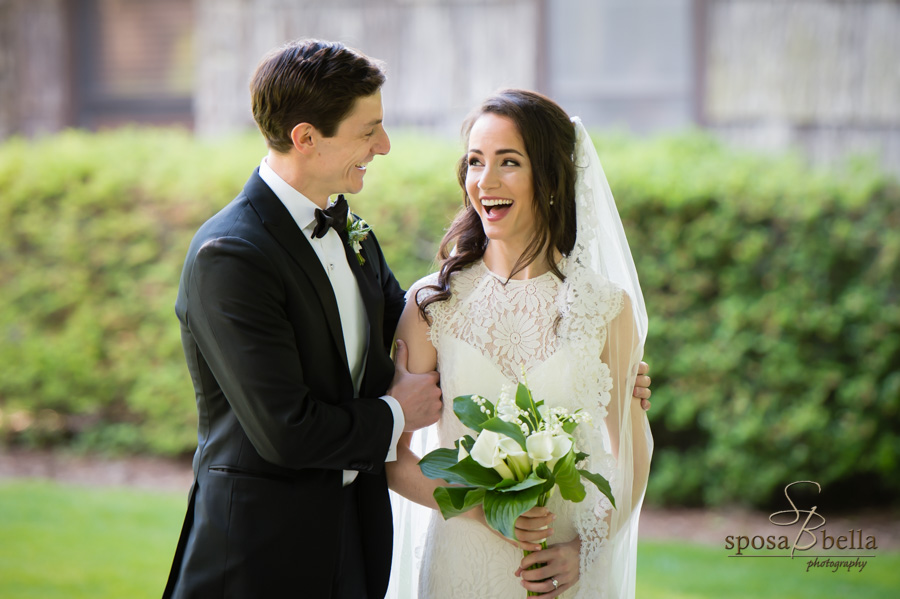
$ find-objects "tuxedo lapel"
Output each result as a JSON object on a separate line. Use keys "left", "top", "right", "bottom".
{"left": 338, "top": 222, "right": 386, "bottom": 389}
{"left": 242, "top": 171, "right": 350, "bottom": 372}
{"left": 343, "top": 231, "right": 396, "bottom": 398}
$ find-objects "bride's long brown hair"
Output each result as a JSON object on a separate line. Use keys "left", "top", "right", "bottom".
{"left": 417, "top": 89, "right": 578, "bottom": 322}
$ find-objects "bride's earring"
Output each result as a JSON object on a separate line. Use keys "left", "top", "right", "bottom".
{"left": 549, "top": 194, "right": 555, "bottom": 206}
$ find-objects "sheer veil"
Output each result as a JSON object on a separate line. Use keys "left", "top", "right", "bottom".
{"left": 387, "top": 117, "right": 652, "bottom": 599}
{"left": 387, "top": 428, "right": 436, "bottom": 599}
{"left": 563, "top": 116, "right": 652, "bottom": 598}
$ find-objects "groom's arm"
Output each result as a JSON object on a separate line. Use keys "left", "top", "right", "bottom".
{"left": 361, "top": 229, "right": 406, "bottom": 346}
{"left": 186, "top": 235, "right": 396, "bottom": 473}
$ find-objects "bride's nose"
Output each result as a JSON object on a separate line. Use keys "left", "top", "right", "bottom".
{"left": 477, "top": 165, "right": 500, "bottom": 190}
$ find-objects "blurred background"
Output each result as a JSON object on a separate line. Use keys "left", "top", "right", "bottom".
{"left": 0, "top": 1, "right": 898, "bottom": 598}
{"left": 3, "top": 0, "right": 900, "bottom": 174}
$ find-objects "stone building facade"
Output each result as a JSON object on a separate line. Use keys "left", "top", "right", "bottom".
{"left": 1, "top": 0, "right": 898, "bottom": 174}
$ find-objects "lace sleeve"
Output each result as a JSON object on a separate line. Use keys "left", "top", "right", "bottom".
{"left": 559, "top": 270, "right": 652, "bottom": 599}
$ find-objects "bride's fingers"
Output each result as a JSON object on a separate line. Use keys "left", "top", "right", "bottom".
{"left": 519, "top": 547, "right": 557, "bottom": 572}
{"left": 520, "top": 575, "right": 567, "bottom": 597}
{"left": 513, "top": 538, "right": 544, "bottom": 552}
{"left": 516, "top": 511, "right": 555, "bottom": 530}
{"left": 516, "top": 526, "right": 553, "bottom": 543}
{"left": 519, "top": 505, "right": 551, "bottom": 518}
{"left": 518, "top": 561, "right": 555, "bottom": 582}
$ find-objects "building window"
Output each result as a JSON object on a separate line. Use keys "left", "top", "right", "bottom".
{"left": 73, "top": 0, "right": 194, "bottom": 129}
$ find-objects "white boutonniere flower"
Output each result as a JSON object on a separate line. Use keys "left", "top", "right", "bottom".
{"left": 346, "top": 216, "right": 371, "bottom": 265}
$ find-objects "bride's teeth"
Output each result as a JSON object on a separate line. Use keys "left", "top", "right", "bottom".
{"left": 481, "top": 199, "right": 513, "bottom": 207}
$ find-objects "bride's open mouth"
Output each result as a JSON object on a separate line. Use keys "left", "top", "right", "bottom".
{"left": 481, "top": 198, "right": 514, "bottom": 220}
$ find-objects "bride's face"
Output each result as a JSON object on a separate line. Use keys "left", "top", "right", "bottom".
{"left": 465, "top": 113, "right": 537, "bottom": 250}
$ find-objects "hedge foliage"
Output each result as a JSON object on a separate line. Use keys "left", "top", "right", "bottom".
{"left": 1, "top": 127, "right": 897, "bottom": 508}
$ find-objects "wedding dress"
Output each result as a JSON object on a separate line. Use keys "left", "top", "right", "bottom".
{"left": 387, "top": 118, "right": 651, "bottom": 599}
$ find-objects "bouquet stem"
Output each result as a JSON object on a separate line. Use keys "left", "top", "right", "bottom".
{"left": 523, "top": 493, "right": 549, "bottom": 597}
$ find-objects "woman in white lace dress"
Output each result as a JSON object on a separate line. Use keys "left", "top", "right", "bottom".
{"left": 387, "top": 90, "right": 652, "bottom": 598}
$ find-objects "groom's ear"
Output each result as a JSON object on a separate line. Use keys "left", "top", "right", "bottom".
{"left": 290, "top": 123, "right": 316, "bottom": 155}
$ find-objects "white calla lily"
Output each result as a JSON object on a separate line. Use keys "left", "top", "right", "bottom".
{"left": 498, "top": 436, "right": 531, "bottom": 480}
{"left": 527, "top": 431, "right": 573, "bottom": 471}
{"left": 470, "top": 429, "right": 516, "bottom": 480}
{"left": 549, "top": 434, "right": 573, "bottom": 470}
{"left": 458, "top": 437, "right": 469, "bottom": 462}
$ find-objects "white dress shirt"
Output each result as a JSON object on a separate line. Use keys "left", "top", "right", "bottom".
{"left": 258, "top": 158, "right": 404, "bottom": 485}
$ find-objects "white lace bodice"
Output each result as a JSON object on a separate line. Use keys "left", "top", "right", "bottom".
{"left": 408, "top": 258, "right": 631, "bottom": 599}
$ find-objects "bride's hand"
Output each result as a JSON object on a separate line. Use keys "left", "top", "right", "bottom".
{"left": 464, "top": 505, "right": 555, "bottom": 552}
{"left": 515, "top": 537, "right": 581, "bottom": 598}
{"left": 511, "top": 505, "right": 556, "bottom": 552}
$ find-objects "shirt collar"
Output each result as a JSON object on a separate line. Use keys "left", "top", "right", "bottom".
{"left": 258, "top": 157, "right": 319, "bottom": 233}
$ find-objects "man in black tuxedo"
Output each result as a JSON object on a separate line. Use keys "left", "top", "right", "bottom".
{"left": 162, "top": 39, "right": 443, "bottom": 599}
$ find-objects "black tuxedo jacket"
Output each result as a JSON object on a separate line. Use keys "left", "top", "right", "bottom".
{"left": 163, "top": 169, "right": 406, "bottom": 598}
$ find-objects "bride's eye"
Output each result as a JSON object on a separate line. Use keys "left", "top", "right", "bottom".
{"left": 502, "top": 159, "right": 520, "bottom": 167}
{"left": 468, "top": 156, "right": 483, "bottom": 167}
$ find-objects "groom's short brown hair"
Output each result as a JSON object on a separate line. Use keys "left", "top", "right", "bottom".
{"left": 250, "top": 39, "right": 386, "bottom": 153}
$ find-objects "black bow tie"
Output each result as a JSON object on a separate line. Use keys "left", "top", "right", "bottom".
{"left": 312, "top": 195, "right": 349, "bottom": 239}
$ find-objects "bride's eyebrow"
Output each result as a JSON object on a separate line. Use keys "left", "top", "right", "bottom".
{"left": 467, "top": 148, "right": 524, "bottom": 156}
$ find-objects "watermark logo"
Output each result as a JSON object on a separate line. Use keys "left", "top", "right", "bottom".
{"left": 724, "top": 480, "right": 877, "bottom": 572}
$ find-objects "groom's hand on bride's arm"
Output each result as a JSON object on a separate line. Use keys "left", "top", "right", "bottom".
{"left": 633, "top": 360, "right": 652, "bottom": 411}
{"left": 389, "top": 339, "right": 442, "bottom": 432}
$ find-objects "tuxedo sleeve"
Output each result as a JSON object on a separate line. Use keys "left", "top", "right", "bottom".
{"left": 186, "top": 235, "right": 393, "bottom": 473}
{"left": 363, "top": 229, "right": 406, "bottom": 346}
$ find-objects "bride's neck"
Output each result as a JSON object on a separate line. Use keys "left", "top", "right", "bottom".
{"left": 482, "top": 241, "right": 560, "bottom": 280}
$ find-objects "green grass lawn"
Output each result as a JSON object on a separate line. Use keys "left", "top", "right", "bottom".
{"left": 638, "top": 541, "right": 900, "bottom": 599}
{"left": 1, "top": 480, "right": 897, "bottom": 598}
{"left": 0, "top": 480, "right": 185, "bottom": 598}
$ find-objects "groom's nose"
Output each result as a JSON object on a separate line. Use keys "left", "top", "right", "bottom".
{"left": 373, "top": 126, "right": 390, "bottom": 155}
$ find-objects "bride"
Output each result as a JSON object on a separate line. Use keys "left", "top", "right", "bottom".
{"left": 386, "top": 89, "right": 652, "bottom": 598}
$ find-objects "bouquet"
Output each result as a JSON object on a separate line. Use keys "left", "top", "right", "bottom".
{"left": 418, "top": 380, "right": 615, "bottom": 595}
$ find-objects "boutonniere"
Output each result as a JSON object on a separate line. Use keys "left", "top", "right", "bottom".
{"left": 346, "top": 216, "right": 372, "bottom": 265}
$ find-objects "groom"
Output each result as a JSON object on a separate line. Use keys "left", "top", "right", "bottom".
{"left": 162, "top": 40, "right": 443, "bottom": 598}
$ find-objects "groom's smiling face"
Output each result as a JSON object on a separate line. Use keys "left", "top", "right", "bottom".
{"left": 309, "top": 90, "right": 391, "bottom": 202}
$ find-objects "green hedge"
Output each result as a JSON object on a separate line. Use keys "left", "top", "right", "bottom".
{"left": 1, "top": 127, "right": 897, "bottom": 508}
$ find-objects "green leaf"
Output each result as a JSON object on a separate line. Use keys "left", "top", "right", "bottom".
{"left": 574, "top": 451, "right": 589, "bottom": 464}
{"left": 483, "top": 485, "right": 546, "bottom": 539}
{"left": 579, "top": 469, "right": 616, "bottom": 508}
{"left": 453, "top": 395, "right": 493, "bottom": 432}
{"left": 447, "top": 456, "right": 504, "bottom": 488}
{"left": 455, "top": 435, "right": 476, "bottom": 454}
{"left": 515, "top": 382, "right": 533, "bottom": 412}
{"left": 433, "top": 486, "right": 486, "bottom": 520}
{"left": 534, "top": 462, "right": 558, "bottom": 496}
{"left": 553, "top": 450, "right": 586, "bottom": 502}
{"left": 481, "top": 417, "right": 528, "bottom": 451}
{"left": 562, "top": 419, "right": 578, "bottom": 435}
{"left": 497, "top": 471, "right": 547, "bottom": 493}
{"left": 418, "top": 448, "right": 468, "bottom": 485}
